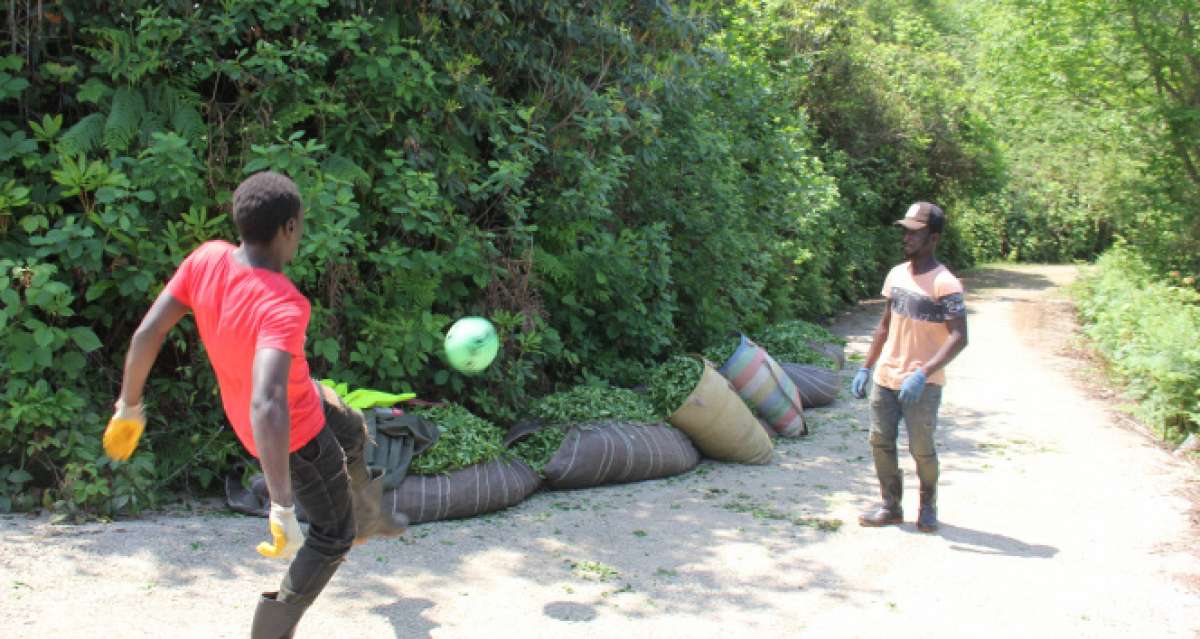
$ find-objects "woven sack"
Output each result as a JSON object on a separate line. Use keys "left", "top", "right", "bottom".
{"left": 780, "top": 362, "right": 840, "bottom": 408}
{"left": 542, "top": 421, "right": 700, "bottom": 489}
{"left": 718, "top": 335, "right": 807, "bottom": 437}
{"left": 385, "top": 458, "right": 541, "bottom": 524}
{"left": 667, "top": 358, "right": 773, "bottom": 464}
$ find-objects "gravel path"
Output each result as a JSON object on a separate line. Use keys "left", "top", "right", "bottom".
{"left": 2, "top": 264, "right": 1197, "bottom": 638}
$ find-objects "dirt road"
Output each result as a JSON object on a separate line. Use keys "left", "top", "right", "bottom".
{"left": 2, "top": 264, "right": 1198, "bottom": 638}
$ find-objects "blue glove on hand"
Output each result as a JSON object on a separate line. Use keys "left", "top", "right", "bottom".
{"left": 898, "top": 369, "right": 927, "bottom": 405}
{"left": 851, "top": 367, "right": 871, "bottom": 399}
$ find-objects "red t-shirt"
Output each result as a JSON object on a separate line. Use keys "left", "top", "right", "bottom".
{"left": 163, "top": 241, "right": 323, "bottom": 457}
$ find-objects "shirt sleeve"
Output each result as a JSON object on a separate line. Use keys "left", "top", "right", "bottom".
{"left": 162, "top": 248, "right": 198, "bottom": 308}
{"left": 880, "top": 268, "right": 894, "bottom": 298}
{"left": 936, "top": 273, "right": 966, "bottom": 319}
{"left": 256, "top": 299, "right": 309, "bottom": 357}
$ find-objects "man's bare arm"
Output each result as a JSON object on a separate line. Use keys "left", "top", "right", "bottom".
{"left": 118, "top": 293, "right": 189, "bottom": 406}
{"left": 863, "top": 302, "right": 892, "bottom": 370}
{"left": 921, "top": 314, "right": 968, "bottom": 378}
{"left": 251, "top": 348, "right": 294, "bottom": 508}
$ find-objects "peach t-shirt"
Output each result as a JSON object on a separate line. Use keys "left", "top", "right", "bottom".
{"left": 874, "top": 262, "right": 965, "bottom": 390}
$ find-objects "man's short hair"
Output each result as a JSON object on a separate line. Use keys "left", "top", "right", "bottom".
{"left": 232, "top": 172, "right": 302, "bottom": 244}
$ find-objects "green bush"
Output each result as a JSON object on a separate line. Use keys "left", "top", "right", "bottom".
{"left": 0, "top": 1, "right": 1005, "bottom": 516}
{"left": 1073, "top": 247, "right": 1200, "bottom": 443}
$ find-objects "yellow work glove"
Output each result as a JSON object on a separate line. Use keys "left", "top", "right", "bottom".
{"left": 256, "top": 503, "right": 304, "bottom": 560}
{"left": 103, "top": 399, "right": 146, "bottom": 461}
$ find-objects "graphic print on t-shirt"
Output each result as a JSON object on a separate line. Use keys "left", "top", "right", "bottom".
{"left": 889, "top": 287, "right": 966, "bottom": 324}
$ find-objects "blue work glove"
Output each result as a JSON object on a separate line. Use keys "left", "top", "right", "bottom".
{"left": 898, "top": 369, "right": 928, "bottom": 405}
{"left": 851, "top": 367, "right": 871, "bottom": 399}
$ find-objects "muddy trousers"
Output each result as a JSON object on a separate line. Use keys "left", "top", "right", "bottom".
{"left": 251, "top": 393, "right": 367, "bottom": 638}
{"left": 868, "top": 383, "right": 942, "bottom": 509}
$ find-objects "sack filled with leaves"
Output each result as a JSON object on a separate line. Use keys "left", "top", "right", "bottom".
{"left": 370, "top": 403, "right": 539, "bottom": 524}
{"left": 717, "top": 335, "right": 807, "bottom": 437}
{"left": 646, "top": 355, "right": 705, "bottom": 419}
{"left": 657, "top": 356, "right": 773, "bottom": 464}
{"left": 509, "top": 382, "right": 698, "bottom": 488}
{"left": 384, "top": 457, "right": 541, "bottom": 524}
{"left": 540, "top": 420, "right": 699, "bottom": 489}
{"left": 406, "top": 403, "right": 506, "bottom": 475}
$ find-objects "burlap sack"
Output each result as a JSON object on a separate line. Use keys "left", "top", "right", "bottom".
{"left": 385, "top": 458, "right": 541, "bottom": 524}
{"left": 542, "top": 421, "right": 700, "bottom": 489}
{"left": 667, "top": 360, "right": 773, "bottom": 464}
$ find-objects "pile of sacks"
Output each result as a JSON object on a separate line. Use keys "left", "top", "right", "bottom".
{"left": 227, "top": 325, "right": 845, "bottom": 525}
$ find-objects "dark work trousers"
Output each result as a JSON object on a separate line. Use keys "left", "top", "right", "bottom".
{"left": 276, "top": 389, "right": 367, "bottom": 609}
{"left": 868, "top": 382, "right": 942, "bottom": 507}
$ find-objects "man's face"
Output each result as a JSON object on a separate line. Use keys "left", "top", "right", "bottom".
{"left": 902, "top": 226, "right": 935, "bottom": 259}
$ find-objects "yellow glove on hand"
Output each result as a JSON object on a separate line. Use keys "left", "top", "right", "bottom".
{"left": 103, "top": 399, "right": 146, "bottom": 461}
{"left": 256, "top": 503, "right": 304, "bottom": 560}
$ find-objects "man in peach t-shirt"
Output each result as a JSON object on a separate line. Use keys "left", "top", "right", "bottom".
{"left": 850, "top": 202, "right": 969, "bottom": 532}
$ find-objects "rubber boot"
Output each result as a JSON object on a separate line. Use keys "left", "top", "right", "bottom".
{"left": 250, "top": 592, "right": 305, "bottom": 639}
{"left": 917, "top": 486, "right": 938, "bottom": 532}
{"left": 859, "top": 475, "right": 903, "bottom": 527}
{"left": 347, "top": 459, "right": 408, "bottom": 544}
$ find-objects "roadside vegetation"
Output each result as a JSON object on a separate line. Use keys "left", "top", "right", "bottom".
{"left": 0, "top": 0, "right": 1195, "bottom": 515}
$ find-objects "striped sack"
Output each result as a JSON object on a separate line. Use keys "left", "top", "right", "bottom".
{"left": 542, "top": 421, "right": 700, "bottom": 489}
{"left": 718, "top": 335, "right": 807, "bottom": 437}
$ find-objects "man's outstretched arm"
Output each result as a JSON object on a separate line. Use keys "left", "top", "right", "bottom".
{"left": 105, "top": 293, "right": 188, "bottom": 461}
{"left": 117, "top": 293, "right": 189, "bottom": 406}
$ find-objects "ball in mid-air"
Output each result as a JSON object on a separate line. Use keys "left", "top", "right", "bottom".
{"left": 444, "top": 316, "right": 499, "bottom": 374}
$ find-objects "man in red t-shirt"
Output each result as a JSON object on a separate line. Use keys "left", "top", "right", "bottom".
{"left": 104, "top": 172, "right": 405, "bottom": 637}
{"left": 850, "top": 202, "right": 969, "bottom": 533}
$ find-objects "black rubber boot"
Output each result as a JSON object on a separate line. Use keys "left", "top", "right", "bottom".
{"left": 859, "top": 476, "right": 903, "bottom": 527}
{"left": 347, "top": 459, "right": 408, "bottom": 544}
{"left": 858, "top": 504, "right": 904, "bottom": 526}
{"left": 250, "top": 592, "right": 305, "bottom": 639}
{"left": 917, "top": 487, "right": 938, "bottom": 532}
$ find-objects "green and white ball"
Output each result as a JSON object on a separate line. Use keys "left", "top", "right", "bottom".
{"left": 444, "top": 316, "right": 500, "bottom": 374}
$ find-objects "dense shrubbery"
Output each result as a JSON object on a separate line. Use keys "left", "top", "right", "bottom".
{"left": 0, "top": 1, "right": 932, "bottom": 515}
{"left": 1073, "top": 248, "right": 1200, "bottom": 443}
{"left": 8, "top": 0, "right": 1188, "bottom": 516}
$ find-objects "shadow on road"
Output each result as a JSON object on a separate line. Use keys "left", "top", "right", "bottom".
{"left": 368, "top": 597, "right": 438, "bottom": 638}
{"left": 928, "top": 523, "right": 1059, "bottom": 559}
{"left": 961, "top": 266, "right": 1057, "bottom": 293}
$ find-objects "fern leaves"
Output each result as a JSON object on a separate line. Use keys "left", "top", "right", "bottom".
{"left": 56, "top": 84, "right": 208, "bottom": 158}
{"left": 58, "top": 113, "right": 105, "bottom": 157}
{"left": 104, "top": 87, "right": 145, "bottom": 152}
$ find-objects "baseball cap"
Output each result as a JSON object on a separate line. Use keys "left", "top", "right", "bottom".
{"left": 895, "top": 201, "right": 945, "bottom": 232}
